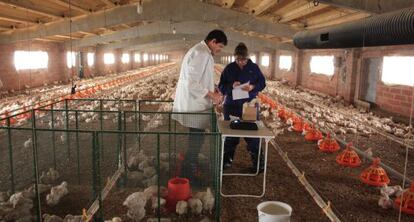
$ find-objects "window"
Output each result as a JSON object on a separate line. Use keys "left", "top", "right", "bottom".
{"left": 250, "top": 55, "right": 256, "bottom": 63}
{"left": 135, "top": 53, "right": 141, "bottom": 63}
{"left": 143, "top": 53, "right": 148, "bottom": 62}
{"left": 87, "top": 53, "right": 94, "bottom": 67}
{"left": 104, "top": 53, "right": 115, "bottom": 64}
{"left": 310, "top": 56, "right": 334, "bottom": 76}
{"left": 14, "top": 51, "right": 48, "bottom": 70}
{"left": 261, "top": 55, "right": 270, "bottom": 67}
{"left": 382, "top": 56, "right": 414, "bottom": 86}
{"left": 156, "top": 54, "right": 159, "bottom": 61}
{"left": 66, "top": 51, "right": 77, "bottom": 68}
{"left": 121, "top": 53, "right": 130, "bottom": 64}
{"left": 279, "top": 55, "right": 292, "bottom": 71}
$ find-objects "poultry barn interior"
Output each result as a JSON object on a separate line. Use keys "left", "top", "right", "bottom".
{"left": 0, "top": 0, "right": 414, "bottom": 221}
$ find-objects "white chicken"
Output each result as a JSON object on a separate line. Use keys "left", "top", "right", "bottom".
{"left": 378, "top": 194, "right": 393, "bottom": 209}
{"left": 63, "top": 214, "right": 83, "bottom": 222}
{"left": 23, "top": 138, "right": 32, "bottom": 148}
{"left": 40, "top": 168, "right": 60, "bottom": 184}
{"left": 195, "top": 187, "right": 215, "bottom": 214}
{"left": 380, "top": 184, "right": 403, "bottom": 197}
{"left": 188, "top": 198, "right": 203, "bottom": 215}
{"left": 176, "top": 200, "right": 188, "bottom": 216}
{"left": 43, "top": 214, "right": 63, "bottom": 222}
{"left": 151, "top": 196, "right": 166, "bottom": 212}
{"left": 123, "top": 192, "right": 147, "bottom": 221}
{"left": 46, "top": 181, "right": 68, "bottom": 206}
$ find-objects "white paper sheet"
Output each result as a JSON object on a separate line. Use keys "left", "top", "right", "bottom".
{"left": 232, "top": 81, "right": 250, "bottom": 100}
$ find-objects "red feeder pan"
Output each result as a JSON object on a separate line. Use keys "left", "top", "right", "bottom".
{"left": 304, "top": 126, "right": 323, "bottom": 142}
{"left": 336, "top": 143, "right": 361, "bottom": 167}
{"left": 292, "top": 117, "right": 304, "bottom": 132}
{"left": 360, "top": 158, "right": 390, "bottom": 186}
{"left": 278, "top": 108, "right": 286, "bottom": 121}
{"left": 394, "top": 182, "right": 414, "bottom": 215}
{"left": 318, "top": 133, "right": 340, "bottom": 152}
{"left": 166, "top": 177, "right": 191, "bottom": 212}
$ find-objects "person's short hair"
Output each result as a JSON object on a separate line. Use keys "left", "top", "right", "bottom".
{"left": 205, "top": 30, "right": 228, "bottom": 45}
{"left": 234, "top": 42, "right": 248, "bottom": 57}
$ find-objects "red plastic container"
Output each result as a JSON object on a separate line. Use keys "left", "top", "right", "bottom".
{"left": 166, "top": 177, "right": 191, "bottom": 212}
{"left": 318, "top": 133, "right": 340, "bottom": 152}
{"left": 394, "top": 182, "right": 414, "bottom": 215}
{"left": 336, "top": 143, "right": 361, "bottom": 167}
{"left": 360, "top": 158, "right": 390, "bottom": 186}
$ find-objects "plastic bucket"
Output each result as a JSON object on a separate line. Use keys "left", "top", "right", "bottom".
{"left": 257, "top": 201, "right": 292, "bottom": 222}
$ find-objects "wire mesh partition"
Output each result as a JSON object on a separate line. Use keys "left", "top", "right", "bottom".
{"left": 0, "top": 99, "right": 222, "bottom": 221}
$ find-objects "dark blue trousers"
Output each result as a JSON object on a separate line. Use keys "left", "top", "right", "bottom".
{"left": 223, "top": 104, "right": 260, "bottom": 162}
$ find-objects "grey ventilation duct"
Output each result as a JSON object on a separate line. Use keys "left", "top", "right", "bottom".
{"left": 293, "top": 8, "right": 414, "bottom": 49}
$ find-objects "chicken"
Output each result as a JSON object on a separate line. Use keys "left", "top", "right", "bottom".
{"left": 143, "top": 167, "right": 156, "bottom": 178}
{"left": 23, "top": 138, "right": 32, "bottom": 148}
{"left": 123, "top": 192, "right": 147, "bottom": 221}
{"left": 40, "top": 168, "right": 60, "bottom": 184}
{"left": 378, "top": 194, "right": 393, "bottom": 209}
{"left": 195, "top": 187, "right": 215, "bottom": 214}
{"left": 9, "top": 192, "right": 31, "bottom": 208}
{"left": 144, "top": 185, "right": 168, "bottom": 199}
{"left": 43, "top": 214, "right": 63, "bottom": 222}
{"left": 151, "top": 196, "right": 166, "bottom": 212}
{"left": 176, "top": 200, "right": 188, "bottom": 216}
{"left": 46, "top": 181, "right": 68, "bottom": 206}
{"left": 138, "top": 160, "right": 152, "bottom": 171}
{"left": 380, "top": 184, "right": 403, "bottom": 197}
{"left": 188, "top": 198, "right": 203, "bottom": 215}
{"left": 63, "top": 214, "right": 83, "bottom": 222}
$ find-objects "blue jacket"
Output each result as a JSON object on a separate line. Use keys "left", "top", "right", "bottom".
{"left": 218, "top": 59, "right": 266, "bottom": 106}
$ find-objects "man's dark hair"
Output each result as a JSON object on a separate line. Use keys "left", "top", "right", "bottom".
{"left": 234, "top": 42, "right": 248, "bottom": 57}
{"left": 205, "top": 29, "right": 227, "bottom": 45}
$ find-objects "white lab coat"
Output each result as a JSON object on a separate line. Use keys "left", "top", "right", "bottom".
{"left": 172, "top": 41, "right": 215, "bottom": 129}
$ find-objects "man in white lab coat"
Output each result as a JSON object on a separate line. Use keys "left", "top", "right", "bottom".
{"left": 173, "top": 30, "right": 227, "bottom": 181}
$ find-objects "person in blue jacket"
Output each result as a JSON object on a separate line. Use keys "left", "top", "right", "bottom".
{"left": 218, "top": 42, "right": 266, "bottom": 172}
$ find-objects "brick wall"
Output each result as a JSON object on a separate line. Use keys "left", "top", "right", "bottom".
{"left": 360, "top": 44, "right": 414, "bottom": 117}
{"left": 274, "top": 50, "right": 298, "bottom": 86}
{"left": 0, "top": 40, "right": 66, "bottom": 91}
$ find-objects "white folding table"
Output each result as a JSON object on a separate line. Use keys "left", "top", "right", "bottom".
{"left": 217, "top": 120, "right": 274, "bottom": 197}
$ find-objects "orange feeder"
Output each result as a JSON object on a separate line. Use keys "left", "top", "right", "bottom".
{"left": 394, "top": 182, "right": 414, "bottom": 215}
{"left": 278, "top": 108, "right": 286, "bottom": 120}
{"left": 318, "top": 133, "right": 340, "bottom": 152}
{"left": 360, "top": 158, "right": 390, "bottom": 186}
{"left": 304, "top": 126, "right": 323, "bottom": 142}
{"left": 292, "top": 116, "right": 304, "bottom": 132}
{"left": 336, "top": 143, "right": 361, "bottom": 167}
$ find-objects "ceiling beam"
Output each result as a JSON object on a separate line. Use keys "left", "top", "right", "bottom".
{"left": 222, "top": 0, "right": 236, "bottom": 8}
{"left": 0, "top": 1, "right": 61, "bottom": 19}
{"left": 252, "top": 0, "right": 280, "bottom": 16}
{"left": 64, "top": 21, "right": 295, "bottom": 51}
{"left": 0, "top": 15, "right": 37, "bottom": 25}
{"left": 47, "top": 0, "right": 90, "bottom": 14}
{"left": 0, "top": 0, "right": 296, "bottom": 44}
{"left": 99, "top": 0, "right": 116, "bottom": 7}
{"left": 279, "top": 3, "right": 330, "bottom": 23}
{"left": 99, "top": 33, "right": 274, "bottom": 53}
{"left": 317, "top": 0, "right": 414, "bottom": 14}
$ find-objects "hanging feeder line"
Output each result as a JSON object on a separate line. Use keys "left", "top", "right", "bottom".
{"left": 285, "top": 87, "right": 413, "bottom": 150}
{"left": 257, "top": 92, "right": 412, "bottom": 184}
{"left": 0, "top": 64, "right": 175, "bottom": 126}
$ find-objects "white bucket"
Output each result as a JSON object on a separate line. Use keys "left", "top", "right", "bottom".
{"left": 257, "top": 201, "right": 292, "bottom": 222}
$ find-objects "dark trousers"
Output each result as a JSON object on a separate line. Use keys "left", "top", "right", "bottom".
{"left": 223, "top": 104, "right": 260, "bottom": 161}
{"left": 184, "top": 127, "right": 206, "bottom": 165}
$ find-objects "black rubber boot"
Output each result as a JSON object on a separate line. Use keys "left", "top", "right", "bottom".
{"left": 223, "top": 152, "right": 233, "bottom": 170}
{"left": 250, "top": 152, "right": 264, "bottom": 174}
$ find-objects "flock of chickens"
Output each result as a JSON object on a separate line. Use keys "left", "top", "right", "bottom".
{"left": 1, "top": 63, "right": 218, "bottom": 222}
